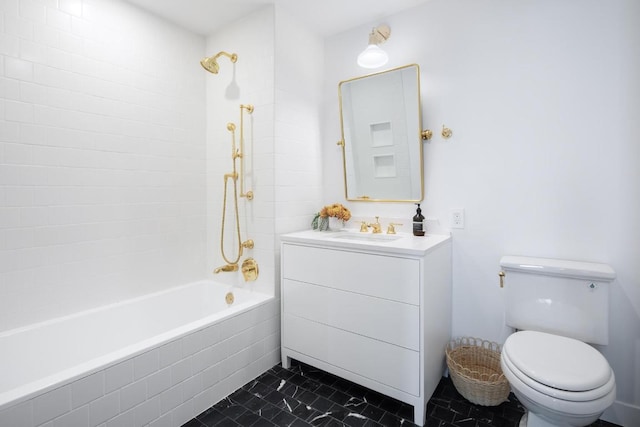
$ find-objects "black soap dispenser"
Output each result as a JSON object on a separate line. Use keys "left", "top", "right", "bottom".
{"left": 413, "top": 203, "right": 425, "bottom": 236}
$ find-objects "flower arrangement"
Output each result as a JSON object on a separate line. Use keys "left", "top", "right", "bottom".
{"left": 311, "top": 203, "right": 352, "bottom": 231}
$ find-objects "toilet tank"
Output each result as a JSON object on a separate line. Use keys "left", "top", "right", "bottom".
{"left": 500, "top": 256, "right": 616, "bottom": 345}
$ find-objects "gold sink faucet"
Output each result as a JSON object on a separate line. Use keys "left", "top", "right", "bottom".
{"left": 387, "top": 223, "right": 403, "bottom": 234}
{"left": 371, "top": 217, "right": 382, "bottom": 234}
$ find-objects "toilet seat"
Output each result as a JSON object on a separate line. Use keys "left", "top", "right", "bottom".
{"left": 502, "top": 331, "right": 615, "bottom": 402}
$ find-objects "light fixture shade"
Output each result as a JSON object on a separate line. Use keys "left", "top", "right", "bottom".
{"left": 357, "top": 44, "right": 389, "bottom": 69}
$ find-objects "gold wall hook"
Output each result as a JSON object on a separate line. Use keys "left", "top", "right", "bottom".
{"left": 441, "top": 125, "right": 453, "bottom": 139}
{"left": 421, "top": 129, "right": 433, "bottom": 140}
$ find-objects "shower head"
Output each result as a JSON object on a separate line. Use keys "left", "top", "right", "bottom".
{"left": 200, "top": 51, "right": 238, "bottom": 74}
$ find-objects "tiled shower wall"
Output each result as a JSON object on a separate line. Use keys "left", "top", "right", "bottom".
{"left": 0, "top": 0, "right": 207, "bottom": 331}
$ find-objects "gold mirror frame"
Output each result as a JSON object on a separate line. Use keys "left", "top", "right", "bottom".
{"left": 338, "top": 64, "right": 424, "bottom": 202}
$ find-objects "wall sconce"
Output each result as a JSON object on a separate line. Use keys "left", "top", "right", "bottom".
{"left": 357, "top": 24, "right": 391, "bottom": 69}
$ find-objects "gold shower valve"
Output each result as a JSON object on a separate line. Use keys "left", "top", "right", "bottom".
{"left": 421, "top": 129, "right": 433, "bottom": 140}
{"left": 441, "top": 125, "right": 453, "bottom": 139}
{"left": 242, "top": 239, "right": 254, "bottom": 250}
{"left": 241, "top": 258, "right": 259, "bottom": 282}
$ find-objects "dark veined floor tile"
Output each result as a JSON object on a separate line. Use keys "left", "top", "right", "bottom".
{"left": 196, "top": 408, "right": 228, "bottom": 427}
{"left": 181, "top": 418, "right": 205, "bottom": 427}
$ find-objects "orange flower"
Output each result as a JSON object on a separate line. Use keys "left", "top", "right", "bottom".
{"left": 319, "top": 203, "right": 351, "bottom": 221}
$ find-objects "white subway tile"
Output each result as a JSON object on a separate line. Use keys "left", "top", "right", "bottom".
{"left": 148, "top": 412, "right": 171, "bottom": 427}
{"left": 88, "top": 390, "right": 119, "bottom": 427}
{"left": 0, "top": 399, "right": 33, "bottom": 427}
{"left": 104, "top": 409, "right": 134, "bottom": 427}
{"left": 4, "top": 187, "right": 32, "bottom": 207}
{"left": 201, "top": 364, "right": 220, "bottom": 390}
{"left": 5, "top": 100, "right": 34, "bottom": 122}
{"left": 58, "top": 0, "right": 82, "bottom": 17}
{"left": 181, "top": 375, "right": 202, "bottom": 403}
{"left": 170, "top": 358, "right": 192, "bottom": 386}
{"left": 51, "top": 405, "right": 88, "bottom": 427}
{"left": 0, "top": 207, "right": 22, "bottom": 228}
{"left": 133, "top": 349, "right": 159, "bottom": 380}
{"left": 20, "top": 81, "right": 47, "bottom": 104}
{"left": 159, "top": 383, "right": 182, "bottom": 414}
{"left": 19, "top": 0, "right": 46, "bottom": 24}
{"left": 119, "top": 379, "right": 146, "bottom": 413}
{"left": 5, "top": 228, "right": 34, "bottom": 249}
{"left": 20, "top": 207, "right": 48, "bottom": 227}
{"left": 0, "top": 33, "right": 20, "bottom": 57}
{"left": 5, "top": 57, "right": 34, "bottom": 81}
{"left": 4, "top": 143, "right": 33, "bottom": 164}
{"left": 146, "top": 367, "right": 171, "bottom": 398}
{"left": 0, "top": 76, "right": 21, "bottom": 100}
{"left": 71, "top": 372, "right": 104, "bottom": 408}
{"left": 158, "top": 340, "right": 182, "bottom": 369}
{"left": 104, "top": 360, "right": 133, "bottom": 394}
{"left": 33, "top": 385, "right": 71, "bottom": 425}
{"left": 133, "top": 395, "right": 160, "bottom": 426}
{"left": 169, "top": 400, "right": 194, "bottom": 427}
{"left": 45, "top": 7, "right": 71, "bottom": 31}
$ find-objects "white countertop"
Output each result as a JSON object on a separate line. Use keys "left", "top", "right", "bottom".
{"left": 280, "top": 229, "right": 451, "bottom": 257}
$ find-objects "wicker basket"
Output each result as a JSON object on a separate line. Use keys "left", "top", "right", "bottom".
{"left": 445, "top": 337, "right": 510, "bottom": 406}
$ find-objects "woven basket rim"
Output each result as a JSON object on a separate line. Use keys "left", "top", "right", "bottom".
{"left": 445, "top": 336, "right": 510, "bottom": 406}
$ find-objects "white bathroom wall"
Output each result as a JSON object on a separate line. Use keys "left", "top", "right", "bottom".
{"left": 0, "top": 0, "right": 207, "bottom": 332}
{"left": 204, "top": 6, "right": 277, "bottom": 296}
{"left": 273, "top": 7, "right": 325, "bottom": 291}
{"left": 323, "top": 0, "right": 640, "bottom": 424}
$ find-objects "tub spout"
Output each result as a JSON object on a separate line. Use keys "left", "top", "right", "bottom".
{"left": 214, "top": 263, "right": 238, "bottom": 274}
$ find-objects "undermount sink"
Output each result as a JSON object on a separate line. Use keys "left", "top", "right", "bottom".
{"left": 329, "top": 232, "right": 402, "bottom": 242}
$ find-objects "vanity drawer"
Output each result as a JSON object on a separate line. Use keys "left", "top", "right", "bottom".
{"left": 283, "top": 279, "right": 419, "bottom": 350}
{"left": 283, "top": 313, "right": 419, "bottom": 395}
{"left": 282, "top": 244, "right": 419, "bottom": 305}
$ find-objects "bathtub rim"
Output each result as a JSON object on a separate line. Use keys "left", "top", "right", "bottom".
{"left": 0, "top": 280, "right": 274, "bottom": 412}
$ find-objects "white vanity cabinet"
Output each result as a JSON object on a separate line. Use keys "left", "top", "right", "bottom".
{"left": 280, "top": 230, "right": 452, "bottom": 426}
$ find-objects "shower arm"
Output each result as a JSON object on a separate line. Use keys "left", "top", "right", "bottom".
{"left": 215, "top": 51, "right": 237, "bottom": 63}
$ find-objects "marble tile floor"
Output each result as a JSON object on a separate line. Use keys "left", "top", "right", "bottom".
{"left": 183, "top": 360, "right": 621, "bottom": 427}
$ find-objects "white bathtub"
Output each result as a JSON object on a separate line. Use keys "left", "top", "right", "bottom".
{"left": 0, "top": 280, "right": 279, "bottom": 427}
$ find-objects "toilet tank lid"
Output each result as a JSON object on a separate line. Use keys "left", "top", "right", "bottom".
{"left": 500, "top": 256, "right": 615, "bottom": 281}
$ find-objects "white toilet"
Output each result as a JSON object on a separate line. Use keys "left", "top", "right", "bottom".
{"left": 499, "top": 256, "right": 616, "bottom": 427}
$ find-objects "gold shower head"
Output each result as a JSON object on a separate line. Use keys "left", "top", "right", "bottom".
{"left": 200, "top": 51, "right": 238, "bottom": 74}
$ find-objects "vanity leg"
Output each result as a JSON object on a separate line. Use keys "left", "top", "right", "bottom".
{"left": 414, "top": 401, "right": 426, "bottom": 427}
{"left": 281, "top": 353, "right": 291, "bottom": 369}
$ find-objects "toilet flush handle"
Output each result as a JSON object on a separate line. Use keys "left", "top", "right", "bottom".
{"left": 499, "top": 271, "right": 505, "bottom": 288}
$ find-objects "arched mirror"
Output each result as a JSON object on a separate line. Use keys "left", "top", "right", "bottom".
{"left": 338, "top": 64, "right": 423, "bottom": 202}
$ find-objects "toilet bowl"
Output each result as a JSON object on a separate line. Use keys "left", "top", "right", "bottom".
{"left": 501, "top": 331, "right": 616, "bottom": 427}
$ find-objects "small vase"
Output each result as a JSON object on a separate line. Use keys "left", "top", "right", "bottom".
{"left": 329, "top": 217, "right": 344, "bottom": 231}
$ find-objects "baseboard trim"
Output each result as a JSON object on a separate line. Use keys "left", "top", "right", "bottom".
{"left": 602, "top": 400, "right": 640, "bottom": 427}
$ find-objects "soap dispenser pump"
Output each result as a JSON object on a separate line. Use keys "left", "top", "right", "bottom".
{"left": 413, "top": 203, "right": 425, "bottom": 236}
